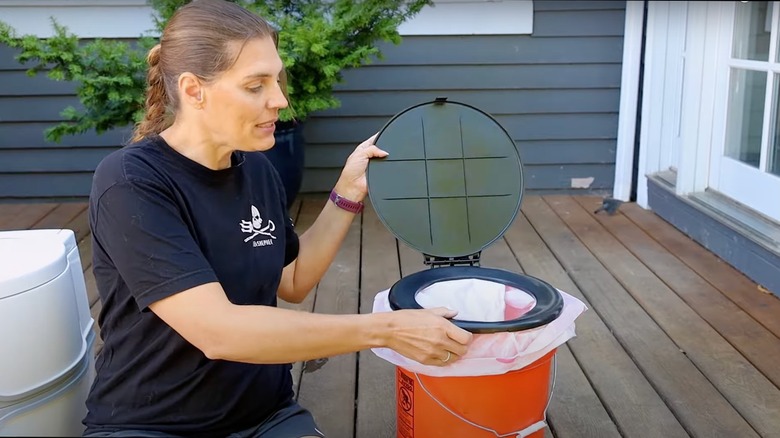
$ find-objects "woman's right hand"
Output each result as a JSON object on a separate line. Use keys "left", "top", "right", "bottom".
{"left": 379, "top": 307, "right": 473, "bottom": 366}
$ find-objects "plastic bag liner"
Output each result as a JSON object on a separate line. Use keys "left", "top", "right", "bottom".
{"left": 371, "top": 278, "right": 587, "bottom": 377}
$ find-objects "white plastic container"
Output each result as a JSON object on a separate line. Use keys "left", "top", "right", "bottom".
{"left": 0, "top": 229, "right": 95, "bottom": 436}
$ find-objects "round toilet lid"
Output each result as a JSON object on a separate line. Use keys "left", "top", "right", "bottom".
{"left": 0, "top": 237, "right": 67, "bottom": 299}
{"left": 367, "top": 99, "right": 524, "bottom": 258}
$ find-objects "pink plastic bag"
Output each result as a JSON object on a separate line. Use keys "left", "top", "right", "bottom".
{"left": 370, "top": 278, "right": 587, "bottom": 377}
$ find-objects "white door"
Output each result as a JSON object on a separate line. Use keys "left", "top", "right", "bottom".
{"left": 710, "top": 1, "right": 780, "bottom": 221}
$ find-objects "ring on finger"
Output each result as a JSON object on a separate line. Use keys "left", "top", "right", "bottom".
{"left": 442, "top": 351, "right": 451, "bottom": 363}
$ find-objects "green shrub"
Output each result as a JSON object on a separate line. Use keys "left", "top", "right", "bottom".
{"left": 0, "top": 0, "right": 431, "bottom": 142}
{"left": 0, "top": 21, "right": 155, "bottom": 141}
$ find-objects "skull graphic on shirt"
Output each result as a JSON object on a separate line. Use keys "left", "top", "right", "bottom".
{"left": 251, "top": 205, "right": 262, "bottom": 230}
{"left": 239, "top": 205, "right": 276, "bottom": 242}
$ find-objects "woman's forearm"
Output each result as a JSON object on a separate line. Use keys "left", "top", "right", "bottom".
{"left": 150, "top": 282, "right": 471, "bottom": 367}
{"left": 212, "top": 305, "right": 387, "bottom": 364}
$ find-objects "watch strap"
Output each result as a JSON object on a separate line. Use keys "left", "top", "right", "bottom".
{"left": 329, "top": 190, "right": 364, "bottom": 214}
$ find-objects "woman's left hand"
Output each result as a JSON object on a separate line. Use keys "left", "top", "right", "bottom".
{"left": 333, "top": 134, "right": 389, "bottom": 202}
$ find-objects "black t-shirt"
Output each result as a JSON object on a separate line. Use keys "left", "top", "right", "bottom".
{"left": 83, "top": 135, "right": 300, "bottom": 437}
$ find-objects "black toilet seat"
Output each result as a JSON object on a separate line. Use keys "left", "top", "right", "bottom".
{"left": 388, "top": 266, "right": 564, "bottom": 334}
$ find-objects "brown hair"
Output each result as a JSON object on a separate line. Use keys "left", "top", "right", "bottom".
{"left": 132, "top": 0, "right": 278, "bottom": 142}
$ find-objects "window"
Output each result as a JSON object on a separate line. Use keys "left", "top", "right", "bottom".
{"left": 725, "top": 1, "right": 780, "bottom": 176}
{"left": 0, "top": 0, "right": 534, "bottom": 39}
{"left": 397, "top": 0, "right": 533, "bottom": 36}
{"left": 0, "top": 1, "right": 154, "bottom": 38}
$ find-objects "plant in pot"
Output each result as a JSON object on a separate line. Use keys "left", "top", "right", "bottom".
{"left": 0, "top": 0, "right": 431, "bottom": 208}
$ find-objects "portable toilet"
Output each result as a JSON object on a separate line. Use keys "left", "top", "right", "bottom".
{"left": 0, "top": 228, "right": 96, "bottom": 436}
{"left": 367, "top": 98, "right": 586, "bottom": 437}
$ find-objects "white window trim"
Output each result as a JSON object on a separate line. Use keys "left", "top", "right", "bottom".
{"left": 0, "top": 0, "right": 532, "bottom": 39}
{"left": 674, "top": 1, "right": 723, "bottom": 197}
{"left": 636, "top": 1, "right": 722, "bottom": 208}
{"left": 398, "top": 0, "right": 533, "bottom": 36}
{"left": 0, "top": 1, "right": 146, "bottom": 5}
{"left": 705, "top": 2, "right": 739, "bottom": 197}
{"left": 0, "top": 1, "right": 155, "bottom": 38}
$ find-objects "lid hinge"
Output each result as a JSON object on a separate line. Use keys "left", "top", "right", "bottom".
{"left": 423, "top": 252, "right": 481, "bottom": 268}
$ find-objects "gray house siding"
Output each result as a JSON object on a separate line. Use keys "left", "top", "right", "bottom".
{"left": 0, "top": 45, "right": 132, "bottom": 200}
{"left": 0, "top": 0, "right": 625, "bottom": 200}
{"left": 301, "top": 0, "right": 626, "bottom": 194}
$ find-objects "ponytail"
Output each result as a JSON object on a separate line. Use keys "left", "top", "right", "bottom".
{"left": 132, "top": 44, "right": 171, "bottom": 142}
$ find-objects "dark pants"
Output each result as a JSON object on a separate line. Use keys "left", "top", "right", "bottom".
{"left": 83, "top": 401, "right": 324, "bottom": 438}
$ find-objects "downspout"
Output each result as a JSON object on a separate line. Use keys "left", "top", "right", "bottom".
{"left": 630, "top": 1, "right": 649, "bottom": 202}
{"left": 613, "top": 0, "right": 648, "bottom": 202}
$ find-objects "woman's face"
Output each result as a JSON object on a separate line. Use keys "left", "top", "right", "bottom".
{"left": 200, "top": 37, "right": 288, "bottom": 152}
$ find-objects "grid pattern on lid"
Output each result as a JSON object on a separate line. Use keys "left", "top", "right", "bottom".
{"left": 368, "top": 101, "right": 523, "bottom": 258}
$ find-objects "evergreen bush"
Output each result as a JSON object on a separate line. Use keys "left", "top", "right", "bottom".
{"left": 0, "top": 0, "right": 430, "bottom": 142}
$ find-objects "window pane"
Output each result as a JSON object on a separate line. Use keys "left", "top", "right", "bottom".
{"left": 772, "top": 74, "right": 780, "bottom": 176}
{"left": 733, "top": 1, "right": 771, "bottom": 61}
{"left": 725, "top": 69, "right": 767, "bottom": 168}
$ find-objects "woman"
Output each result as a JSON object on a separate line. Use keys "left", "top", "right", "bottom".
{"left": 83, "top": 1, "right": 471, "bottom": 437}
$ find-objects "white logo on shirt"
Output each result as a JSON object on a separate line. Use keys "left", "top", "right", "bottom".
{"left": 239, "top": 205, "right": 276, "bottom": 246}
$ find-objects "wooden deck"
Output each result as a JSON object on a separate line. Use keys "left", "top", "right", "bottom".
{"left": 2, "top": 194, "right": 780, "bottom": 438}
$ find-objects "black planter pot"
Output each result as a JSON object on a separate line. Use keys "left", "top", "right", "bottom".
{"left": 264, "top": 120, "right": 305, "bottom": 210}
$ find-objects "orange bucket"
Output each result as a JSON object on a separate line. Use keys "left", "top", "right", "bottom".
{"left": 395, "top": 349, "right": 556, "bottom": 438}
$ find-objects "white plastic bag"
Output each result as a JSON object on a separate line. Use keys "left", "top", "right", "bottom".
{"left": 370, "top": 278, "right": 587, "bottom": 377}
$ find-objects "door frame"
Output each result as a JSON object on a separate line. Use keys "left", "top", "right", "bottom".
{"left": 634, "top": 1, "right": 693, "bottom": 207}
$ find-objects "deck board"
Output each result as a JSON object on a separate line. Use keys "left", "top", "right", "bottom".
{"left": 621, "top": 203, "right": 780, "bottom": 339}
{"left": 480, "top": 235, "right": 525, "bottom": 273}
{"left": 575, "top": 197, "right": 780, "bottom": 389}
{"left": 549, "top": 196, "right": 780, "bottom": 437}
{"left": 484, "top": 228, "right": 620, "bottom": 438}
{"left": 296, "top": 194, "right": 362, "bottom": 438}
{"left": 356, "top": 202, "right": 401, "bottom": 438}
{"left": 2, "top": 194, "right": 779, "bottom": 438}
{"left": 29, "top": 203, "right": 86, "bottom": 230}
{"left": 521, "top": 197, "right": 692, "bottom": 438}
{"left": 546, "top": 346, "right": 621, "bottom": 438}
{"left": 0, "top": 203, "right": 57, "bottom": 230}
{"left": 278, "top": 196, "right": 324, "bottom": 395}
{"left": 505, "top": 213, "right": 654, "bottom": 438}
{"left": 62, "top": 207, "right": 89, "bottom": 242}
{"left": 545, "top": 196, "right": 763, "bottom": 437}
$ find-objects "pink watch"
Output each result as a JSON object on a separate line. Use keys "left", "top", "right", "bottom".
{"left": 329, "top": 190, "right": 364, "bottom": 214}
